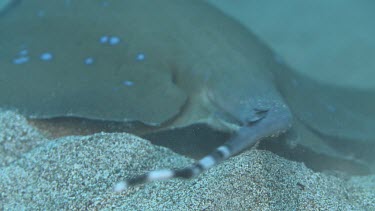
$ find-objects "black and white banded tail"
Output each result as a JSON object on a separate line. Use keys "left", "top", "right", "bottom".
{"left": 114, "top": 107, "right": 292, "bottom": 192}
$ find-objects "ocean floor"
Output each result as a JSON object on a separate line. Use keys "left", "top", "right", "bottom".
{"left": 0, "top": 110, "right": 374, "bottom": 210}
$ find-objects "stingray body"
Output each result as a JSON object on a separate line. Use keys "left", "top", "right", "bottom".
{"left": 0, "top": 0, "right": 292, "bottom": 132}
{"left": 1, "top": 0, "right": 373, "bottom": 190}
{"left": 0, "top": 0, "right": 293, "bottom": 188}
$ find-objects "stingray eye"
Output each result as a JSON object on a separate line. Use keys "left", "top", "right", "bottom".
{"left": 245, "top": 108, "right": 269, "bottom": 125}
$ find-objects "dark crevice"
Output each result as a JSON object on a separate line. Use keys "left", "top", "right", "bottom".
{"left": 142, "top": 124, "right": 230, "bottom": 159}
{"left": 143, "top": 124, "right": 372, "bottom": 176}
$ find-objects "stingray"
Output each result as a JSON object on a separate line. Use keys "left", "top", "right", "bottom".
{"left": 1, "top": 0, "right": 374, "bottom": 191}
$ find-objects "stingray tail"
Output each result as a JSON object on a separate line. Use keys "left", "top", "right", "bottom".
{"left": 113, "top": 107, "right": 292, "bottom": 192}
{"left": 113, "top": 144, "right": 233, "bottom": 192}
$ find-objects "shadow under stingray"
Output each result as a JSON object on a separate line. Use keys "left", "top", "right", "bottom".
{"left": 143, "top": 123, "right": 372, "bottom": 176}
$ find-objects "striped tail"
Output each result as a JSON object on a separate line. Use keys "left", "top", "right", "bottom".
{"left": 114, "top": 144, "right": 233, "bottom": 192}
{"left": 114, "top": 107, "right": 292, "bottom": 192}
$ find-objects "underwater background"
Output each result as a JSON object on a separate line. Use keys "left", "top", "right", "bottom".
{"left": 0, "top": 0, "right": 374, "bottom": 210}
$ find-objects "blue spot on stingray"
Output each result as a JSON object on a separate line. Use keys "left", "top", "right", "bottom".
{"left": 40, "top": 52, "right": 53, "bottom": 61}
{"left": 122, "top": 80, "right": 134, "bottom": 87}
{"left": 100, "top": 36, "right": 109, "bottom": 44}
{"left": 100, "top": 35, "right": 121, "bottom": 45}
{"left": 136, "top": 53, "right": 145, "bottom": 61}
{"left": 84, "top": 57, "right": 94, "bottom": 65}
{"left": 12, "top": 56, "right": 29, "bottom": 65}
{"left": 109, "top": 36, "right": 120, "bottom": 45}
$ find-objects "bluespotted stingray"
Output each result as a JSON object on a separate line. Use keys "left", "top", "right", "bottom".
{"left": 1, "top": 0, "right": 374, "bottom": 190}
